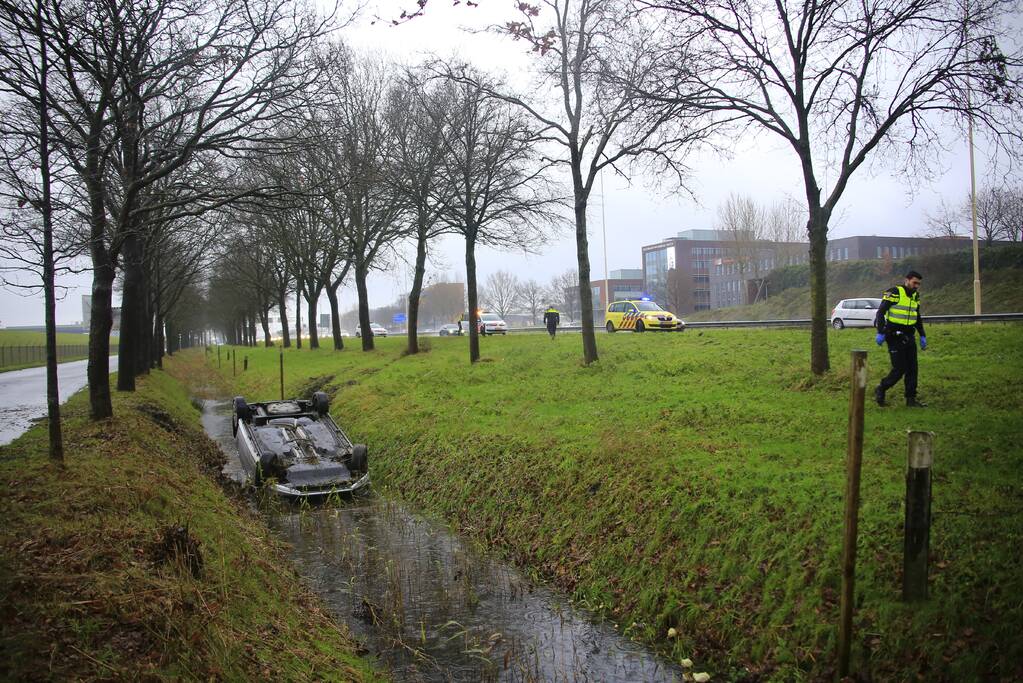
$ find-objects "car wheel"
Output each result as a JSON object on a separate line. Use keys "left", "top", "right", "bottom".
{"left": 231, "top": 412, "right": 239, "bottom": 437}
{"left": 606, "top": 321, "right": 615, "bottom": 333}
{"left": 350, "top": 444, "right": 368, "bottom": 473}
{"left": 312, "top": 391, "right": 329, "bottom": 416}
{"left": 832, "top": 318, "right": 845, "bottom": 330}
{"left": 635, "top": 320, "right": 645, "bottom": 333}
{"left": 254, "top": 452, "right": 276, "bottom": 487}
{"left": 233, "top": 396, "right": 251, "bottom": 422}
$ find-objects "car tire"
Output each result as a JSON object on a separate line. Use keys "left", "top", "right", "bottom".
{"left": 635, "top": 320, "right": 645, "bottom": 333}
{"left": 350, "top": 444, "right": 368, "bottom": 473}
{"left": 312, "top": 391, "right": 329, "bottom": 416}
{"left": 233, "top": 396, "right": 251, "bottom": 421}
{"left": 832, "top": 318, "right": 845, "bottom": 330}
{"left": 254, "top": 452, "right": 277, "bottom": 487}
{"left": 606, "top": 321, "right": 615, "bottom": 333}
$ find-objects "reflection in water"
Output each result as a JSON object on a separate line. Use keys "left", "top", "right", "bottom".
{"left": 202, "top": 399, "right": 681, "bottom": 682}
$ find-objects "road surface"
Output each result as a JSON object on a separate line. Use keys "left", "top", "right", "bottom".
{"left": 0, "top": 357, "right": 118, "bottom": 446}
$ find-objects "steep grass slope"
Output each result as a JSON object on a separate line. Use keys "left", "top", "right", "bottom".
{"left": 0, "top": 362, "right": 382, "bottom": 681}
{"left": 221, "top": 325, "right": 1023, "bottom": 681}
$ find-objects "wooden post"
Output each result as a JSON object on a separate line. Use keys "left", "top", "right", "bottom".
{"left": 232, "top": 351, "right": 236, "bottom": 377}
{"left": 279, "top": 350, "right": 284, "bottom": 400}
{"left": 243, "top": 356, "right": 248, "bottom": 371}
{"left": 838, "top": 350, "right": 868, "bottom": 679}
{"left": 217, "top": 345, "right": 221, "bottom": 368}
{"left": 903, "top": 431, "right": 934, "bottom": 602}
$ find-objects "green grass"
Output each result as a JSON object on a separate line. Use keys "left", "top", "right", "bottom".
{"left": 218, "top": 328, "right": 1022, "bottom": 681}
{"left": 0, "top": 330, "right": 110, "bottom": 372}
{"left": 0, "top": 330, "right": 92, "bottom": 345}
{"left": 0, "top": 356, "right": 382, "bottom": 682}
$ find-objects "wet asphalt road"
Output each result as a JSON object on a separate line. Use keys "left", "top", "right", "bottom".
{"left": 0, "top": 356, "right": 118, "bottom": 446}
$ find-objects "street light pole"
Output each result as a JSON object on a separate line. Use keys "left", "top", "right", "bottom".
{"left": 968, "top": 115, "right": 982, "bottom": 317}
{"left": 601, "top": 171, "right": 609, "bottom": 317}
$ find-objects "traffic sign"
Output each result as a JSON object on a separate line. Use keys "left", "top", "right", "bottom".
{"left": 392, "top": 313, "right": 407, "bottom": 323}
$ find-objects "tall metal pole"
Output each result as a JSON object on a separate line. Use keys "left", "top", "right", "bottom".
{"left": 601, "top": 171, "right": 609, "bottom": 317}
{"left": 968, "top": 116, "right": 982, "bottom": 317}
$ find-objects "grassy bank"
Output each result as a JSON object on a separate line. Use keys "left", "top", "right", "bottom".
{"left": 687, "top": 243, "right": 1023, "bottom": 321}
{"left": 221, "top": 327, "right": 1022, "bottom": 681}
{"left": 0, "top": 359, "right": 381, "bottom": 681}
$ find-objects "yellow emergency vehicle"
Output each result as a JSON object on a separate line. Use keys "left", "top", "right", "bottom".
{"left": 605, "top": 298, "right": 685, "bottom": 333}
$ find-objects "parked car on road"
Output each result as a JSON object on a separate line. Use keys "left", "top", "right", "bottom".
{"left": 831, "top": 298, "right": 882, "bottom": 329}
{"left": 605, "top": 299, "right": 685, "bottom": 332}
{"left": 232, "top": 392, "right": 369, "bottom": 499}
{"left": 355, "top": 322, "right": 388, "bottom": 337}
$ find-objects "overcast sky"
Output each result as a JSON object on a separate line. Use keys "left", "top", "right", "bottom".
{"left": 0, "top": 0, "right": 1010, "bottom": 327}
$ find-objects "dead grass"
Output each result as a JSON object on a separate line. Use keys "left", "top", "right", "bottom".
{"left": 0, "top": 362, "right": 382, "bottom": 682}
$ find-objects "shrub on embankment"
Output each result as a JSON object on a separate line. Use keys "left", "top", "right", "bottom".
{"left": 222, "top": 325, "right": 1023, "bottom": 681}
{"left": 0, "top": 363, "right": 381, "bottom": 681}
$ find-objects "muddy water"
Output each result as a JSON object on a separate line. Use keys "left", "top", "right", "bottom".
{"left": 201, "top": 399, "right": 682, "bottom": 682}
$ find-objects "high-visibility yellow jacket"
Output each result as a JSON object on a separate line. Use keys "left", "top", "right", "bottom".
{"left": 876, "top": 285, "right": 925, "bottom": 335}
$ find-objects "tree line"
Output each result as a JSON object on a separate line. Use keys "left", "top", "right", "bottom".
{"left": 2, "top": 0, "right": 1021, "bottom": 464}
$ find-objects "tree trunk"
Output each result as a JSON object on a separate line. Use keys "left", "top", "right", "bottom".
{"left": 37, "top": 17, "right": 62, "bottom": 462}
{"left": 406, "top": 229, "right": 428, "bottom": 355}
{"left": 154, "top": 312, "right": 164, "bottom": 368}
{"left": 573, "top": 183, "right": 598, "bottom": 364}
{"left": 260, "top": 307, "right": 272, "bottom": 347}
{"left": 87, "top": 262, "right": 115, "bottom": 419}
{"left": 306, "top": 286, "right": 320, "bottom": 349}
{"left": 355, "top": 263, "right": 374, "bottom": 351}
{"left": 465, "top": 234, "right": 480, "bottom": 363}
{"left": 117, "top": 231, "right": 143, "bottom": 391}
{"left": 807, "top": 207, "right": 831, "bottom": 374}
{"left": 248, "top": 311, "right": 257, "bottom": 347}
{"left": 295, "top": 289, "right": 302, "bottom": 349}
{"left": 278, "top": 292, "right": 291, "bottom": 348}
{"left": 326, "top": 285, "right": 344, "bottom": 351}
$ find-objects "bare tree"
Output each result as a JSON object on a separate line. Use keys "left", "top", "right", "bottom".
{"left": 436, "top": 70, "right": 561, "bottom": 363}
{"left": 33, "top": 0, "right": 335, "bottom": 417}
{"left": 642, "top": 0, "right": 1023, "bottom": 374}
{"left": 717, "top": 193, "right": 768, "bottom": 287}
{"left": 925, "top": 199, "right": 967, "bottom": 239}
{"left": 388, "top": 69, "right": 454, "bottom": 354}
{"left": 517, "top": 278, "right": 546, "bottom": 324}
{"left": 488, "top": 0, "right": 706, "bottom": 364}
{"left": 480, "top": 270, "right": 521, "bottom": 319}
{"left": 665, "top": 267, "right": 694, "bottom": 314}
{"left": 0, "top": 0, "right": 77, "bottom": 461}
{"left": 315, "top": 54, "right": 407, "bottom": 352}
{"left": 547, "top": 269, "right": 580, "bottom": 321}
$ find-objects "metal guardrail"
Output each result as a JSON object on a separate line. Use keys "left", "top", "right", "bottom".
{"left": 0, "top": 344, "right": 90, "bottom": 369}
{"left": 506, "top": 312, "right": 1023, "bottom": 333}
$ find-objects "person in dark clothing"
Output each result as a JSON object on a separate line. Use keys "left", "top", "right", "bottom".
{"left": 543, "top": 306, "right": 560, "bottom": 339}
{"left": 874, "top": 270, "right": 927, "bottom": 407}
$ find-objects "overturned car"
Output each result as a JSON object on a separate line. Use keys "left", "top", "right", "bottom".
{"left": 231, "top": 392, "right": 370, "bottom": 499}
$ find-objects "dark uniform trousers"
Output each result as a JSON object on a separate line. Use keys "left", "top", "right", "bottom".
{"left": 879, "top": 332, "right": 918, "bottom": 399}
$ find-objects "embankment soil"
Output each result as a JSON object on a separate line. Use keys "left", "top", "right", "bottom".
{"left": 0, "top": 363, "right": 381, "bottom": 681}
{"left": 223, "top": 325, "right": 1022, "bottom": 681}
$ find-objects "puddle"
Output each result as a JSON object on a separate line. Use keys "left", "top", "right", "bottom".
{"left": 201, "top": 399, "right": 682, "bottom": 682}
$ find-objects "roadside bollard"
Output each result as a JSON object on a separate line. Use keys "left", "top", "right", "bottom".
{"left": 903, "top": 431, "right": 934, "bottom": 602}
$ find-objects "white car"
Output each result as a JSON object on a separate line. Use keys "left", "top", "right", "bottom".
{"left": 478, "top": 312, "right": 508, "bottom": 335}
{"left": 830, "top": 298, "right": 882, "bottom": 329}
{"left": 355, "top": 322, "right": 388, "bottom": 337}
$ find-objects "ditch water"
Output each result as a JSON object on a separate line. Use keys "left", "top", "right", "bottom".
{"left": 201, "top": 399, "right": 683, "bottom": 682}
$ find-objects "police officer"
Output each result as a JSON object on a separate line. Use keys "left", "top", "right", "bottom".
{"left": 874, "top": 270, "right": 927, "bottom": 407}
{"left": 543, "top": 305, "right": 560, "bottom": 339}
